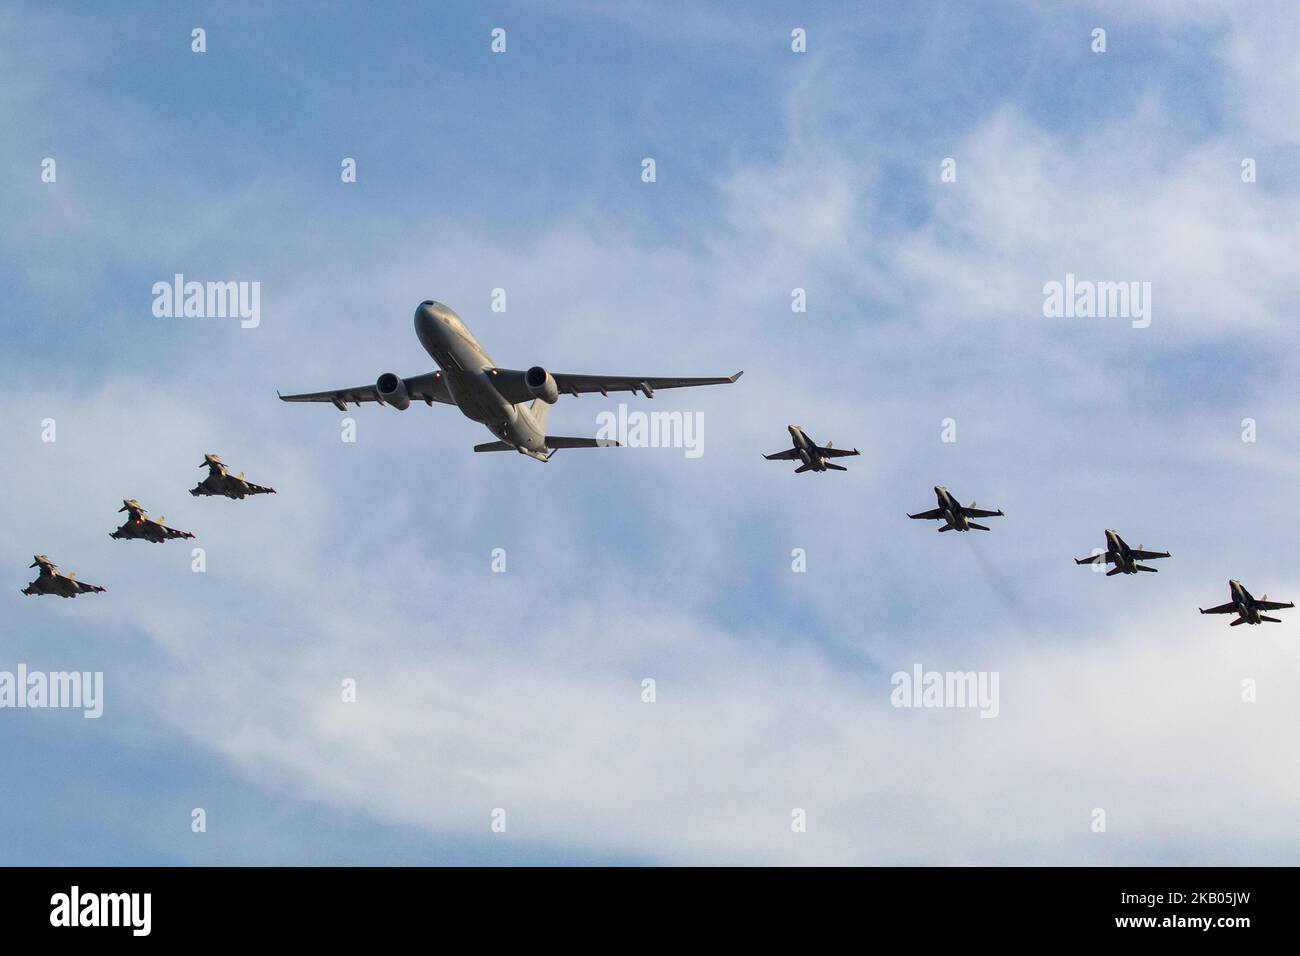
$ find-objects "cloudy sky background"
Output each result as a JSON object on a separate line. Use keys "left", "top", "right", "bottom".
{"left": 3, "top": 0, "right": 1300, "bottom": 864}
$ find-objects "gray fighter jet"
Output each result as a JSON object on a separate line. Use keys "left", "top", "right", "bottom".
{"left": 1200, "top": 579, "right": 1294, "bottom": 626}
{"left": 762, "top": 425, "right": 860, "bottom": 473}
{"left": 21, "top": 555, "right": 105, "bottom": 598}
{"left": 908, "top": 485, "right": 1004, "bottom": 532}
{"left": 190, "top": 454, "right": 276, "bottom": 499}
{"left": 1074, "top": 529, "right": 1170, "bottom": 575}
{"left": 109, "top": 499, "right": 195, "bottom": 543}
{"left": 279, "top": 300, "right": 742, "bottom": 461}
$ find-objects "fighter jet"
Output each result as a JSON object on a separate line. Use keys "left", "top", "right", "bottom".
{"left": 908, "top": 485, "right": 1004, "bottom": 532}
{"left": 1199, "top": 580, "right": 1294, "bottom": 626}
{"left": 109, "top": 499, "right": 195, "bottom": 543}
{"left": 762, "top": 425, "right": 859, "bottom": 473}
{"left": 21, "top": 555, "right": 105, "bottom": 598}
{"left": 190, "top": 454, "right": 276, "bottom": 499}
{"left": 279, "top": 300, "right": 742, "bottom": 461}
{"left": 1074, "top": 529, "right": 1170, "bottom": 575}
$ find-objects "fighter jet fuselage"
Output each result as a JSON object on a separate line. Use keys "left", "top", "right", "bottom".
{"left": 1236, "top": 584, "right": 1261, "bottom": 623}
{"left": 1229, "top": 580, "right": 1274, "bottom": 624}
{"left": 790, "top": 427, "right": 824, "bottom": 469}
{"left": 1106, "top": 530, "right": 1135, "bottom": 571}
{"left": 936, "top": 487, "right": 965, "bottom": 529}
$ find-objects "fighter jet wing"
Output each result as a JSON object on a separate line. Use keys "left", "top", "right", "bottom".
{"left": 965, "top": 508, "right": 1004, "bottom": 518}
{"left": 1199, "top": 602, "right": 1237, "bottom": 614}
{"left": 821, "top": 447, "right": 860, "bottom": 458}
{"left": 1129, "top": 549, "right": 1170, "bottom": 560}
{"left": 1074, "top": 554, "right": 1105, "bottom": 564}
{"left": 1256, "top": 599, "right": 1295, "bottom": 610}
{"left": 74, "top": 579, "right": 106, "bottom": 594}
{"left": 762, "top": 449, "right": 802, "bottom": 460}
{"left": 231, "top": 481, "right": 276, "bottom": 496}
{"left": 908, "top": 508, "right": 945, "bottom": 520}
{"left": 278, "top": 371, "right": 452, "bottom": 408}
{"left": 488, "top": 369, "right": 742, "bottom": 402}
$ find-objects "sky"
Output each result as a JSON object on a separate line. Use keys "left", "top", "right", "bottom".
{"left": 3, "top": 0, "right": 1300, "bottom": 865}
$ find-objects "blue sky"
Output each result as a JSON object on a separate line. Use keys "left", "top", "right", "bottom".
{"left": 3, "top": 1, "right": 1300, "bottom": 865}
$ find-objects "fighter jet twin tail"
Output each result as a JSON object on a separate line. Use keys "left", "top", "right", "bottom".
{"left": 22, "top": 455, "right": 274, "bottom": 598}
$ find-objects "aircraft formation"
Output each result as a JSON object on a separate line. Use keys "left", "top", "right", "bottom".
{"left": 23, "top": 299, "right": 1292, "bottom": 627}
{"left": 21, "top": 455, "right": 274, "bottom": 598}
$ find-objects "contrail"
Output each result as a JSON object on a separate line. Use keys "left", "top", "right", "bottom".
{"left": 964, "top": 534, "right": 1033, "bottom": 634}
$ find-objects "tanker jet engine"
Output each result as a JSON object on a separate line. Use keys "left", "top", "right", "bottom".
{"left": 1074, "top": 529, "right": 1170, "bottom": 575}
{"left": 278, "top": 300, "right": 742, "bottom": 461}
{"left": 191, "top": 454, "right": 276, "bottom": 499}
{"left": 762, "top": 425, "right": 860, "bottom": 473}
{"left": 1199, "top": 579, "right": 1294, "bottom": 626}
{"left": 908, "top": 485, "right": 1004, "bottom": 532}
{"left": 21, "top": 555, "right": 105, "bottom": 598}
{"left": 109, "top": 499, "right": 196, "bottom": 543}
